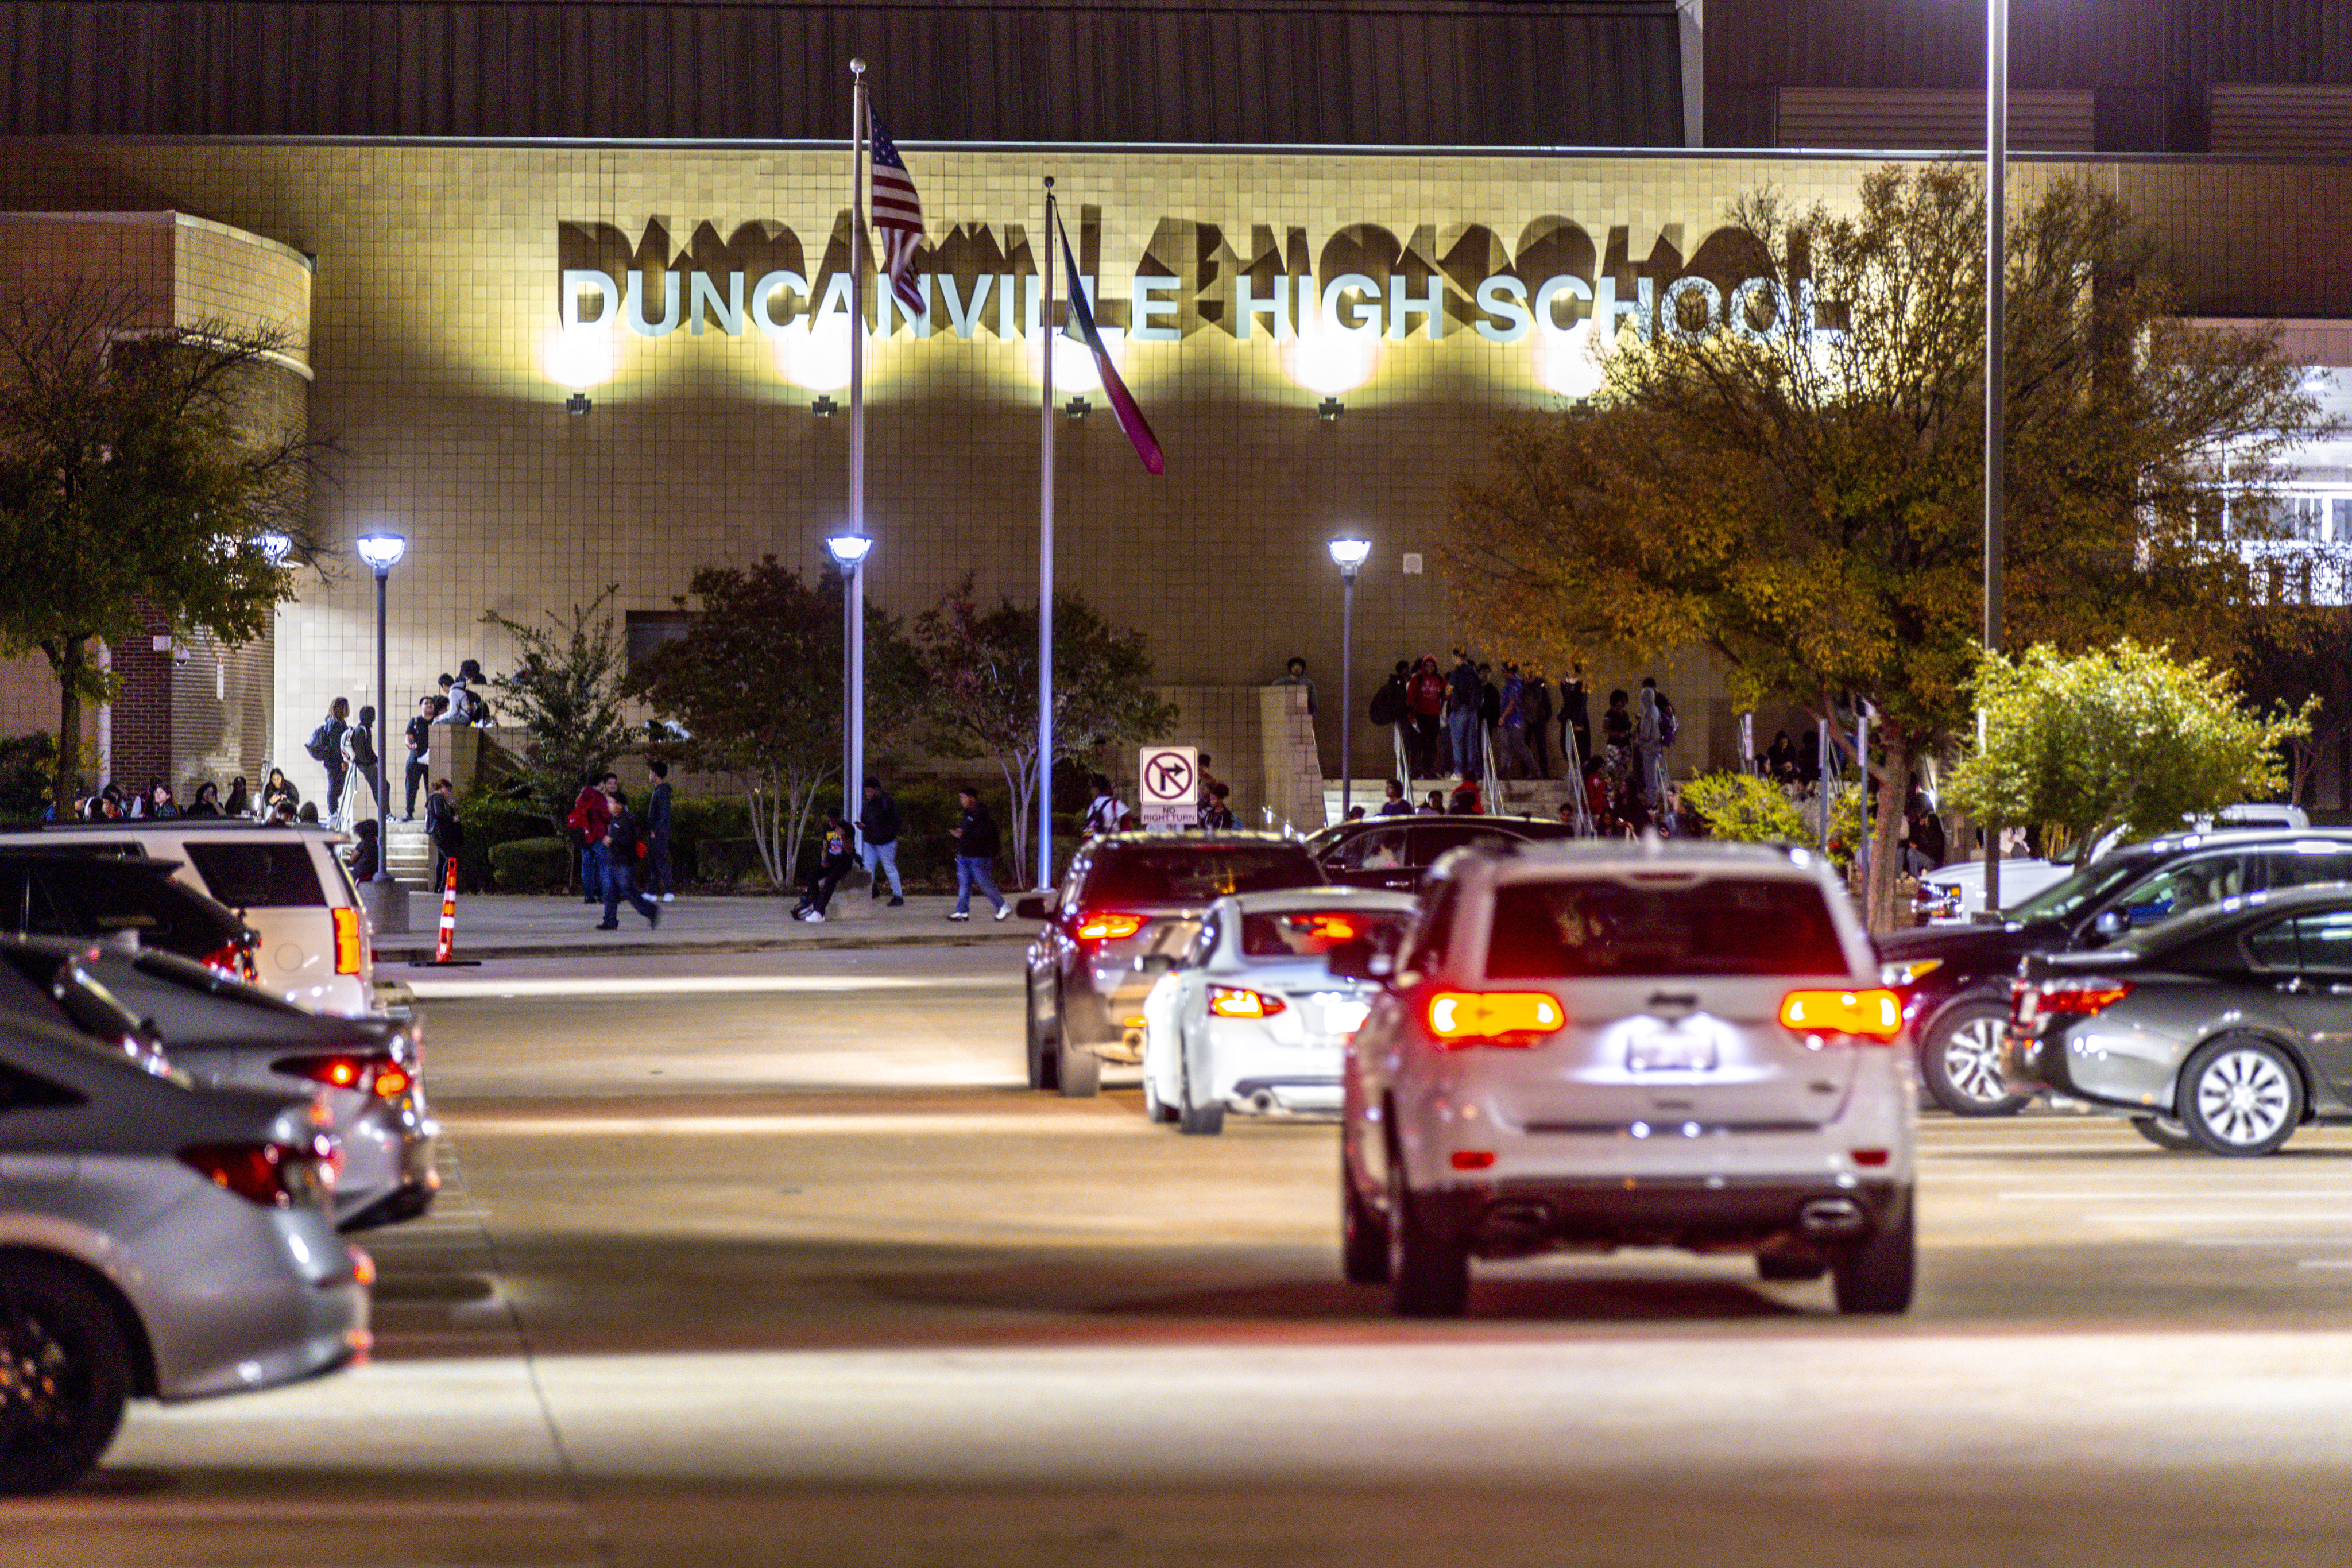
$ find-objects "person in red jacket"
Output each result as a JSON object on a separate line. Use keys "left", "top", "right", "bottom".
{"left": 1405, "top": 655, "right": 1447, "bottom": 779}
{"left": 566, "top": 775, "right": 616, "bottom": 904}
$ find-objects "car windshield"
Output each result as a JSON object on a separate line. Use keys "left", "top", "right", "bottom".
{"left": 2001, "top": 857, "right": 2155, "bottom": 925}
{"left": 1241, "top": 908, "right": 1410, "bottom": 958}
{"left": 1082, "top": 847, "right": 1320, "bottom": 904}
{"left": 1484, "top": 876, "right": 1848, "bottom": 979}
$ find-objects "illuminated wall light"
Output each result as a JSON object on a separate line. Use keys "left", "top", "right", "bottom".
{"left": 775, "top": 313, "right": 854, "bottom": 392}
{"left": 543, "top": 324, "right": 617, "bottom": 390}
{"left": 1537, "top": 320, "right": 1608, "bottom": 400}
{"left": 1282, "top": 311, "right": 1382, "bottom": 398}
{"left": 1028, "top": 324, "right": 1118, "bottom": 394}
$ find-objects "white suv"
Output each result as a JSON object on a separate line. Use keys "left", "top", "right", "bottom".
{"left": 0, "top": 823, "right": 378, "bottom": 1017}
{"left": 1334, "top": 839, "right": 1916, "bottom": 1317}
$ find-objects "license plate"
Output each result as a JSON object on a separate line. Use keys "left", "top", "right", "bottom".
{"left": 1626, "top": 1021, "right": 1717, "bottom": 1073}
{"left": 1312, "top": 994, "right": 1371, "bottom": 1036}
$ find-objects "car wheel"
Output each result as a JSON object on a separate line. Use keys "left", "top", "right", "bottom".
{"left": 1830, "top": 1189, "right": 1916, "bottom": 1315}
{"left": 1920, "top": 1001, "right": 2030, "bottom": 1117}
{"left": 1024, "top": 982, "right": 1059, "bottom": 1091}
{"left": 1757, "top": 1253, "right": 1828, "bottom": 1283}
{"left": 1057, "top": 1034, "right": 1101, "bottom": 1098}
{"left": 2129, "top": 1116, "right": 2201, "bottom": 1152}
{"left": 2178, "top": 1036, "right": 2304, "bottom": 1157}
{"left": 1386, "top": 1145, "right": 1469, "bottom": 1317}
{"left": 0, "top": 1257, "right": 133, "bottom": 1495}
{"left": 1177, "top": 1047, "right": 1223, "bottom": 1136}
{"left": 1341, "top": 1156, "right": 1390, "bottom": 1284}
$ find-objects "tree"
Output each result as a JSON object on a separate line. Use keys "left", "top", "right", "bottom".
{"left": 481, "top": 589, "right": 633, "bottom": 853}
{"left": 912, "top": 575, "right": 1178, "bottom": 886}
{"left": 2230, "top": 553, "right": 2352, "bottom": 810}
{"left": 627, "top": 557, "right": 920, "bottom": 887}
{"left": 0, "top": 283, "right": 331, "bottom": 811}
{"left": 1945, "top": 641, "right": 2305, "bottom": 869}
{"left": 1444, "top": 167, "right": 2319, "bottom": 930}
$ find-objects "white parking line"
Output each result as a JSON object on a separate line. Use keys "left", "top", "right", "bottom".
{"left": 407, "top": 974, "right": 1024, "bottom": 1000}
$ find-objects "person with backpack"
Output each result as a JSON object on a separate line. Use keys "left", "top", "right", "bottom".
{"left": 1080, "top": 773, "right": 1124, "bottom": 840}
{"left": 1368, "top": 660, "right": 1408, "bottom": 768}
{"left": 338, "top": 704, "right": 381, "bottom": 830}
{"left": 424, "top": 777, "right": 463, "bottom": 892}
{"left": 567, "top": 775, "right": 616, "bottom": 904}
{"left": 307, "top": 698, "right": 349, "bottom": 818}
{"left": 858, "top": 777, "right": 905, "bottom": 905}
{"left": 596, "top": 787, "right": 660, "bottom": 930}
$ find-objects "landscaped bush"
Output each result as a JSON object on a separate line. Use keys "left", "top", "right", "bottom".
{"left": 697, "top": 837, "right": 765, "bottom": 886}
{"left": 488, "top": 836, "right": 571, "bottom": 893}
{"left": 667, "top": 794, "right": 750, "bottom": 884}
{"left": 458, "top": 789, "right": 563, "bottom": 892}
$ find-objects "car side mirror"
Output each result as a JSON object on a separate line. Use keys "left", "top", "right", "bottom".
{"left": 2091, "top": 909, "right": 2126, "bottom": 941}
{"left": 1327, "top": 937, "right": 1392, "bottom": 982}
{"left": 1013, "top": 893, "right": 1053, "bottom": 922}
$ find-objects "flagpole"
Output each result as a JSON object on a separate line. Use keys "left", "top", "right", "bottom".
{"left": 1038, "top": 177, "right": 1057, "bottom": 892}
{"left": 847, "top": 60, "right": 869, "bottom": 828}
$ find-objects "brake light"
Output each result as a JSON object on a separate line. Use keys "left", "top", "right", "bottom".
{"left": 2039, "top": 979, "right": 2133, "bottom": 1016}
{"left": 1425, "top": 990, "right": 1564, "bottom": 1048}
{"left": 179, "top": 1136, "right": 338, "bottom": 1208}
{"left": 1450, "top": 1149, "right": 1497, "bottom": 1171}
{"left": 273, "top": 1052, "right": 412, "bottom": 1101}
{"left": 1075, "top": 912, "right": 1147, "bottom": 942}
{"left": 1209, "top": 986, "right": 1286, "bottom": 1019}
{"left": 200, "top": 940, "right": 243, "bottom": 980}
{"left": 332, "top": 906, "right": 364, "bottom": 975}
{"left": 1779, "top": 989, "right": 1904, "bottom": 1043}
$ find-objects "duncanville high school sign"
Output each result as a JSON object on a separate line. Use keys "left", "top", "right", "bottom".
{"left": 555, "top": 214, "right": 1847, "bottom": 350}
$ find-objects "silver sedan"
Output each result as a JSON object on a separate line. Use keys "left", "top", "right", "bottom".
{"left": 0, "top": 992, "right": 368, "bottom": 1492}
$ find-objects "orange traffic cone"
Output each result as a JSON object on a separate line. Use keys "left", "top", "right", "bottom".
{"left": 408, "top": 857, "right": 481, "bottom": 967}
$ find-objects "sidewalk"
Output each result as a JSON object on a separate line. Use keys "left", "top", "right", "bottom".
{"left": 374, "top": 889, "right": 1035, "bottom": 962}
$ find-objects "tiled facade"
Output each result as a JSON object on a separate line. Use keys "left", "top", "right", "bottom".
{"left": 1, "top": 142, "right": 2348, "bottom": 812}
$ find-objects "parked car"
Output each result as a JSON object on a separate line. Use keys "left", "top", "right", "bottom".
{"left": 1305, "top": 816, "right": 1580, "bottom": 894}
{"left": 0, "top": 937, "right": 435, "bottom": 1230}
{"left": 2006, "top": 884, "right": 2352, "bottom": 1156}
{"left": 0, "top": 971, "right": 368, "bottom": 1493}
{"left": 1017, "top": 833, "right": 1326, "bottom": 1097}
{"left": 0, "top": 823, "right": 377, "bottom": 1016}
{"left": 1139, "top": 886, "right": 1419, "bottom": 1134}
{"left": 1882, "top": 827, "right": 2352, "bottom": 1116}
{"left": 1334, "top": 840, "right": 1915, "bottom": 1317}
{"left": 1911, "top": 804, "right": 2310, "bottom": 924}
{"left": 0, "top": 851, "right": 256, "bottom": 981}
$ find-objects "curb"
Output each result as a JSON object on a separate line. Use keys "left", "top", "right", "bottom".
{"left": 372, "top": 929, "right": 1035, "bottom": 962}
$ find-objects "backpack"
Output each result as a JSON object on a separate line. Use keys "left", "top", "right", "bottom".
{"left": 1368, "top": 678, "right": 1405, "bottom": 727}
{"left": 1656, "top": 694, "right": 1680, "bottom": 746}
{"left": 304, "top": 722, "right": 334, "bottom": 762}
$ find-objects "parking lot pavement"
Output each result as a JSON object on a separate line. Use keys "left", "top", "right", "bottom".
{"left": 43, "top": 961, "right": 2352, "bottom": 1567}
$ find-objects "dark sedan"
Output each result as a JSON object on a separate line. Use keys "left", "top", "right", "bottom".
{"left": 1881, "top": 828, "right": 2352, "bottom": 1116}
{"left": 1305, "top": 816, "right": 1580, "bottom": 893}
{"left": 2005, "top": 885, "right": 2352, "bottom": 1156}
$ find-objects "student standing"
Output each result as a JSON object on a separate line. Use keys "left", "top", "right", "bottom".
{"left": 947, "top": 785, "right": 1009, "bottom": 922}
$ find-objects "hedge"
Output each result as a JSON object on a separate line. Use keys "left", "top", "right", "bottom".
{"left": 488, "top": 836, "right": 571, "bottom": 893}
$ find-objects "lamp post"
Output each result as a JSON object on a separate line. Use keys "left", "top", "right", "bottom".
{"left": 354, "top": 532, "right": 406, "bottom": 886}
{"left": 824, "top": 533, "right": 872, "bottom": 824}
{"left": 1328, "top": 537, "right": 1371, "bottom": 821}
{"left": 1981, "top": 0, "right": 2009, "bottom": 916}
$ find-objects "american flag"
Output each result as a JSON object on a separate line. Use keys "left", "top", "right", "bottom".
{"left": 869, "top": 111, "right": 926, "bottom": 317}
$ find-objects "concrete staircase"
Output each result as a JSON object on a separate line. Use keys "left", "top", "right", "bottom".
{"left": 385, "top": 819, "right": 434, "bottom": 890}
{"left": 1320, "top": 773, "right": 1577, "bottom": 825}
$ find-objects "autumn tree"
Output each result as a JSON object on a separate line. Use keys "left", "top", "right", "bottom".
{"left": 628, "top": 558, "right": 921, "bottom": 886}
{"left": 0, "top": 283, "right": 331, "bottom": 811}
{"left": 912, "top": 576, "right": 1177, "bottom": 886}
{"left": 1945, "top": 641, "right": 2305, "bottom": 867}
{"left": 1444, "top": 167, "right": 2318, "bottom": 930}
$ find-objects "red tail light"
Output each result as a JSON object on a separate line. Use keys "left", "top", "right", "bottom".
{"left": 1074, "top": 912, "right": 1148, "bottom": 943}
{"left": 1208, "top": 986, "right": 1286, "bottom": 1019}
{"left": 200, "top": 940, "right": 243, "bottom": 980}
{"left": 179, "top": 1136, "right": 338, "bottom": 1208}
{"left": 2040, "top": 979, "right": 2133, "bottom": 1016}
{"left": 332, "top": 906, "right": 365, "bottom": 975}
{"left": 1778, "top": 989, "right": 1904, "bottom": 1043}
{"left": 1425, "top": 990, "right": 1565, "bottom": 1049}
{"left": 273, "top": 1052, "right": 413, "bottom": 1101}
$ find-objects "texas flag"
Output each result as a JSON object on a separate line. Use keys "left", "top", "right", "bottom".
{"left": 1054, "top": 210, "right": 1162, "bottom": 476}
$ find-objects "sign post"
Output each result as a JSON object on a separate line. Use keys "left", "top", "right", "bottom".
{"left": 1137, "top": 746, "right": 1198, "bottom": 833}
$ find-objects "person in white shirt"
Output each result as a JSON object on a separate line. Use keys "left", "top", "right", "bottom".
{"left": 1082, "top": 774, "right": 1125, "bottom": 838}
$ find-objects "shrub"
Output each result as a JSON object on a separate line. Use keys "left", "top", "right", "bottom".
{"left": 667, "top": 793, "right": 750, "bottom": 884}
{"left": 1681, "top": 772, "right": 1808, "bottom": 845}
{"left": 0, "top": 733, "right": 58, "bottom": 823}
{"left": 697, "top": 837, "right": 765, "bottom": 886}
{"left": 458, "top": 789, "right": 562, "bottom": 892}
{"left": 488, "top": 836, "right": 571, "bottom": 893}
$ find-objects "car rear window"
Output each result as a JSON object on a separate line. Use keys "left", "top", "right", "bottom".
{"left": 1484, "top": 876, "right": 1849, "bottom": 979}
{"left": 23, "top": 861, "right": 243, "bottom": 958}
{"left": 1082, "top": 847, "right": 1321, "bottom": 904}
{"left": 181, "top": 841, "right": 326, "bottom": 908}
{"left": 1241, "top": 908, "right": 1411, "bottom": 958}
